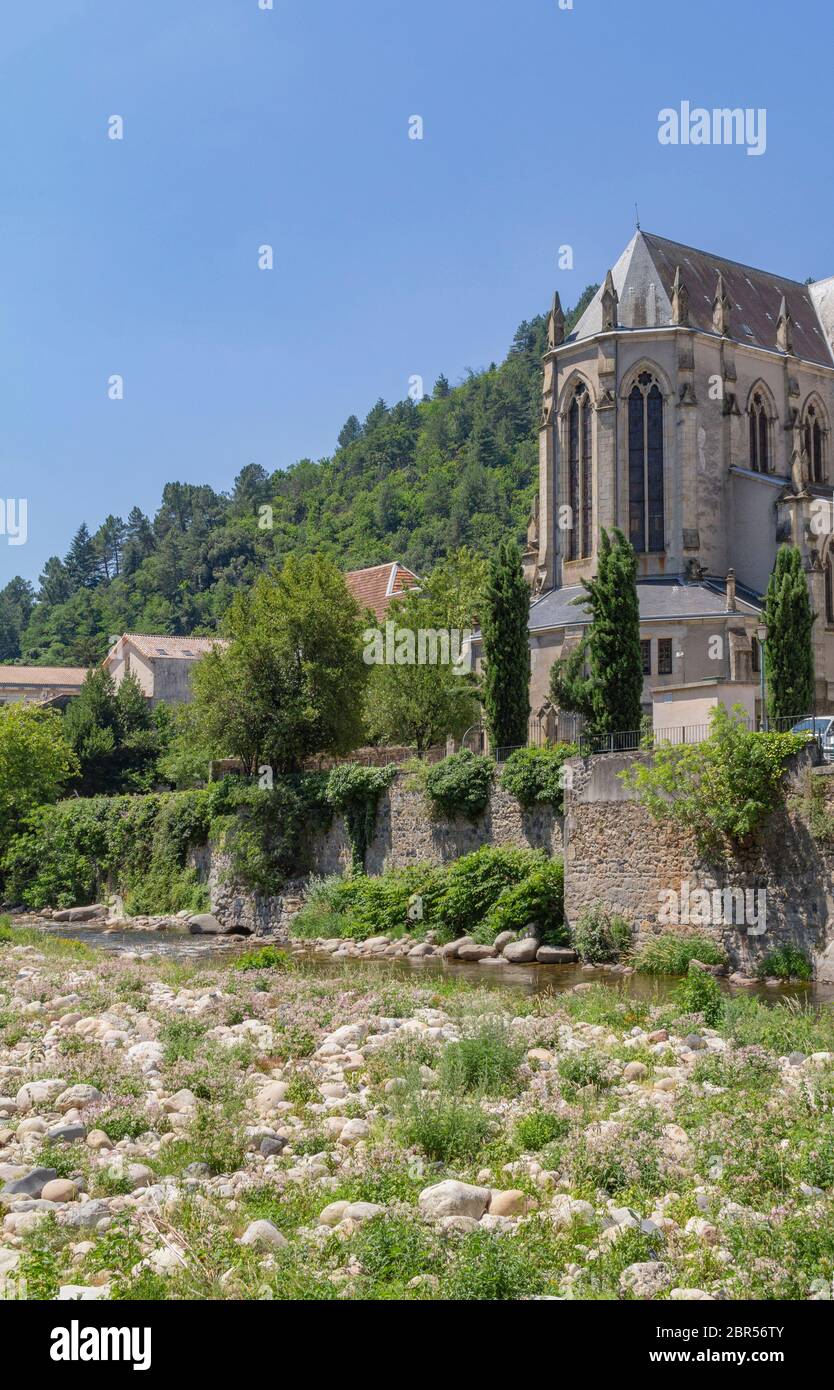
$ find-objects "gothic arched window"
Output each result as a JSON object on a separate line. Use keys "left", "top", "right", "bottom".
{"left": 567, "top": 383, "right": 592, "bottom": 560}
{"left": 804, "top": 403, "right": 826, "bottom": 484}
{"left": 628, "top": 371, "right": 665, "bottom": 553}
{"left": 749, "top": 391, "right": 770, "bottom": 472}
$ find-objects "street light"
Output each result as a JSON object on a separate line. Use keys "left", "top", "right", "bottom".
{"left": 756, "top": 622, "right": 767, "bottom": 731}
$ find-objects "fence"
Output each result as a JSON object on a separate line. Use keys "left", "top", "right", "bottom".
{"left": 577, "top": 713, "right": 826, "bottom": 758}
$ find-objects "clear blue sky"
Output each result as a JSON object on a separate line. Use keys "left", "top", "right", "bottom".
{"left": 2, "top": 0, "right": 833, "bottom": 586}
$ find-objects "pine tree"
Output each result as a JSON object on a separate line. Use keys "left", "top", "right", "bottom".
{"left": 65, "top": 523, "right": 98, "bottom": 591}
{"left": 433, "top": 374, "right": 451, "bottom": 399}
{"left": 337, "top": 415, "right": 362, "bottom": 449}
{"left": 550, "top": 527, "right": 643, "bottom": 735}
{"left": 481, "top": 539, "right": 530, "bottom": 749}
{"left": 763, "top": 544, "right": 815, "bottom": 722}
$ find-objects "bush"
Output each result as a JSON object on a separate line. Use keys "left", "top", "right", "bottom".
{"left": 423, "top": 751, "right": 494, "bottom": 821}
{"left": 570, "top": 906, "right": 632, "bottom": 963}
{"left": 756, "top": 945, "right": 813, "bottom": 982}
{"left": 477, "top": 860, "right": 566, "bottom": 946}
{"left": 514, "top": 1110, "right": 569, "bottom": 1151}
{"left": 632, "top": 932, "right": 727, "bottom": 976}
{"left": 232, "top": 945, "right": 291, "bottom": 972}
{"left": 432, "top": 847, "right": 541, "bottom": 938}
{"left": 673, "top": 964, "right": 724, "bottom": 1026}
{"left": 393, "top": 1085, "right": 494, "bottom": 1163}
{"left": 438, "top": 1021, "right": 524, "bottom": 1097}
{"left": 499, "top": 744, "right": 577, "bottom": 812}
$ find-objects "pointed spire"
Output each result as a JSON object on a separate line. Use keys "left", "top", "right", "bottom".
{"left": 600, "top": 269, "right": 619, "bottom": 332}
{"left": 671, "top": 265, "right": 690, "bottom": 326}
{"left": 547, "top": 291, "right": 565, "bottom": 349}
{"left": 777, "top": 295, "right": 794, "bottom": 354}
{"left": 712, "top": 273, "right": 731, "bottom": 336}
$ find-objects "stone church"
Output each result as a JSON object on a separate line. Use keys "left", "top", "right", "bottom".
{"left": 522, "top": 229, "right": 834, "bottom": 729}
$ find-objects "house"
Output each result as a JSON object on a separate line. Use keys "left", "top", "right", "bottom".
{"left": 103, "top": 633, "right": 225, "bottom": 707}
{"left": 0, "top": 665, "right": 88, "bottom": 708}
{"left": 344, "top": 561, "right": 420, "bottom": 621}
{"left": 481, "top": 228, "right": 834, "bottom": 726}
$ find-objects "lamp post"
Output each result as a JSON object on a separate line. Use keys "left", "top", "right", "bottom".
{"left": 756, "top": 622, "right": 768, "bottom": 731}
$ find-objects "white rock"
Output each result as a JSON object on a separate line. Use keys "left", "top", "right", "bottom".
{"left": 418, "top": 1180, "right": 491, "bottom": 1221}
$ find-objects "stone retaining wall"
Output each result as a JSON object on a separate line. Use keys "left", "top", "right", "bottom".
{"left": 563, "top": 746, "right": 834, "bottom": 978}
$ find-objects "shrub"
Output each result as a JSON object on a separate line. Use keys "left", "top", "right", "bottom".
{"left": 393, "top": 1086, "right": 494, "bottom": 1163}
{"left": 439, "top": 1022, "right": 524, "bottom": 1097}
{"left": 478, "top": 860, "right": 566, "bottom": 946}
{"left": 756, "top": 945, "right": 813, "bottom": 982}
{"left": 514, "top": 1111, "right": 569, "bottom": 1151}
{"left": 432, "top": 846, "right": 540, "bottom": 938}
{"left": 620, "top": 704, "right": 806, "bottom": 855}
{"left": 499, "top": 744, "right": 577, "bottom": 812}
{"left": 232, "top": 945, "right": 292, "bottom": 972}
{"left": 423, "top": 750, "right": 494, "bottom": 821}
{"left": 557, "top": 1052, "right": 611, "bottom": 1094}
{"left": 632, "top": 932, "right": 727, "bottom": 976}
{"left": 570, "top": 906, "right": 632, "bottom": 963}
{"left": 673, "top": 964, "right": 724, "bottom": 1026}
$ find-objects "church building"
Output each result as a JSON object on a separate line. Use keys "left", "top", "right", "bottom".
{"left": 521, "top": 230, "right": 834, "bottom": 730}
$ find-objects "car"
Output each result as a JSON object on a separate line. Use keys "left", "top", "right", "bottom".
{"left": 790, "top": 716, "right": 834, "bottom": 762}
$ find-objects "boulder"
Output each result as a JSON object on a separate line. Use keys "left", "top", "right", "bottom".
{"left": 55, "top": 1084, "right": 102, "bottom": 1112}
{"left": 0, "top": 1167, "right": 57, "bottom": 1201}
{"left": 457, "top": 944, "right": 498, "bottom": 962}
{"left": 620, "top": 1261, "right": 673, "bottom": 1299}
{"left": 493, "top": 931, "right": 517, "bottom": 952}
{"left": 488, "top": 1189, "right": 528, "bottom": 1217}
{"left": 41, "top": 1179, "right": 78, "bottom": 1204}
{"left": 187, "top": 913, "right": 226, "bottom": 935}
{"left": 440, "top": 937, "right": 475, "bottom": 959}
{"left": 52, "top": 906, "right": 107, "bottom": 923}
{"left": 239, "top": 1220, "right": 288, "bottom": 1251}
{"left": 536, "top": 946, "right": 578, "bottom": 965}
{"left": 418, "top": 1180, "right": 490, "bottom": 1221}
{"left": 503, "top": 938, "right": 539, "bottom": 964}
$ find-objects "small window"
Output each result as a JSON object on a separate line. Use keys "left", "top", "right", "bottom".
{"left": 751, "top": 637, "right": 760, "bottom": 673}
{"left": 640, "top": 639, "right": 652, "bottom": 675}
{"left": 657, "top": 638, "right": 673, "bottom": 675}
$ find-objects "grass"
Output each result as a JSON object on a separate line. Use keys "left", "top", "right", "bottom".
{"left": 756, "top": 945, "right": 813, "bottom": 981}
{"left": 231, "top": 944, "right": 292, "bottom": 972}
{"left": 632, "top": 932, "right": 727, "bottom": 976}
{"left": 438, "top": 1021, "right": 524, "bottom": 1098}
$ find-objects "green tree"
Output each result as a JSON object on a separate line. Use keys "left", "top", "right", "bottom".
{"left": 63, "top": 668, "right": 159, "bottom": 793}
{"left": 481, "top": 540, "right": 530, "bottom": 749}
{"left": 193, "top": 557, "right": 368, "bottom": 773}
{"left": 0, "top": 705, "right": 78, "bottom": 842}
{"left": 763, "top": 545, "right": 815, "bottom": 722}
{"left": 550, "top": 527, "right": 643, "bottom": 735}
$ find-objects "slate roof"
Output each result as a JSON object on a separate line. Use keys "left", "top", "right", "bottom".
{"left": 344, "top": 562, "right": 421, "bottom": 621}
{"left": 526, "top": 577, "right": 762, "bottom": 634}
{"left": 568, "top": 231, "right": 834, "bottom": 368}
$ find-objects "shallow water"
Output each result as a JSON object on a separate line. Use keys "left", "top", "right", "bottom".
{"left": 32, "top": 922, "right": 834, "bottom": 1009}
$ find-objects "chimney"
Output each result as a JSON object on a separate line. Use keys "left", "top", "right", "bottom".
{"left": 725, "top": 568, "right": 737, "bottom": 612}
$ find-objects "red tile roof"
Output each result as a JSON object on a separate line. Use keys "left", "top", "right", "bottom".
{"left": 117, "top": 634, "right": 225, "bottom": 661}
{"left": 0, "top": 666, "right": 88, "bottom": 688}
{"left": 344, "top": 562, "right": 421, "bottom": 621}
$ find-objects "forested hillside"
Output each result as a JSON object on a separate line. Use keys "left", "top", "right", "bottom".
{"left": 0, "top": 287, "right": 596, "bottom": 666}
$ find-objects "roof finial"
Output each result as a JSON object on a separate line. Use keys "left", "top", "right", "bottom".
{"left": 712, "top": 272, "right": 731, "bottom": 336}
{"left": 635, "top": 201, "right": 641, "bottom": 231}
{"left": 601, "top": 269, "right": 619, "bottom": 332}
{"left": 547, "top": 291, "right": 565, "bottom": 349}
{"left": 777, "top": 295, "right": 794, "bottom": 354}
{"left": 671, "top": 265, "right": 690, "bottom": 327}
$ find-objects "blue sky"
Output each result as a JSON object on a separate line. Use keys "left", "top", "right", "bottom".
{"left": 2, "top": 0, "right": 833, "bottom": 585}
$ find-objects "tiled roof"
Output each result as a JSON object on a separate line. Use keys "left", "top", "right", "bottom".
{"left": 120, "top": 634, "right": 225, "bottom": 661}
{"left": 569, "top": 230, "right": 834, "bottom": 368}
{"left": 344, "top": 562, "right": 421, "bottom": 621}
{"left": 0, "top": 666, "right": 88, "bottom": 687}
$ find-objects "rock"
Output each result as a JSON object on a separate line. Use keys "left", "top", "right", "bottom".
{"left": 620, "top": 1261, "right": 673, "bottom": 1299}
{"left": 56, "top": 1284, "right": 112, "bottom": 1300}
{"left": 239, "top": 1220, "right": 288, "bottom": 1251}
{"left": 488, "top": 1189, "right": 528, "bottom": 1217}
{"left": 536, "top": 946, "right": 578, "bottom": 965}
{"left": 53, "top": 905, "right": 106, "bottom": 923}
{"left": 319, "top": 1201, "right": 352, "bottom": 1227}
{"left": 255, "top": 1081, "right": 289, "bottom": 1112}
{"left": 457, "top": 944, "right": 498, "bottom": 961}
{"left": 339, "top": 1119, "right": 369, "bottom": 1145}
{"left": 164, "top": 1089, "right": 198, "bottom": 1114}
{"left": 15, "top": 1079, "right": 67, "bottom": 1113}
{"left": 343, "top": 1202, "right": 384, "bottom": 1223}
{"left": 808, "top": 1052, "right": 834, "bottom": 1067}
{"left": 418, "top": 1180, "right": 490, "bottom": 1221}
{"left": 407, "top": 943, "right": 435, "bottom": 958}
{"left": 684, "top": 1216, "right": 719, "bottom": 1244}
{"left": 0, "top": 1098, "right": 18, "bottom": 1116}
{"left": 259, "top": 1137, "right": 286, "bottom": 1158}
{"left": 623, "top": 1061, "right": 648, "bottom": 1081}
{"left": 670, "top": 1288, "right": 715, "bottom": 1301}
{"left": 502, "top": 938, "right": 540, "bottom": 964}
{"left": 684, "top": 1034, "right": 705, "bottom": 1051}
{"left": 0, "top": 1167, "right": 57, "bottom": 1200}
{"left": 187, "top": 913, "right": 226, "bottom": 935}
{"left": 550, "top": 1194, "right": 596, "bottom": 1230}
{"left": 788, "top": 1052, "right": 807, "bottom": 1067}
{"left": 60, "top": 1199, "right": 111, "bottom": 1230}
{"left": 86, "top": 1130, "right": 113, "bottom": 1151}
{"left": 46, "top": 1124, "right": 88, "bottom": 1145}
{"left": 0, "top": 1248, "right": 21, "bottom": 1276}
{"left": 440, "top": 936, "right": 475, "bottom": 959}
{"left": 648, "top": 1029, "right": 668, "bottom": 1044}
{"left": 42, "top": 1179, "right": 78, "bottom": 1204}
{"left": 54, "top": 1085, "right": 102, "bottom": 1112}
{"left": 493, "top": 931, "right": 516, "bottom": 952}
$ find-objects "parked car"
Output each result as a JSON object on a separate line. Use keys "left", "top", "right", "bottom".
{"left": 790, "top": 716, "right": 834, "bottom": 762}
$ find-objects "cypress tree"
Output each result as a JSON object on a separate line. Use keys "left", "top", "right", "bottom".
{"left": 763, "top": 544, "right": 815, "bottom": 722}
{"left": 550, "top": 527, "right": 643, "bottom": 735}
{"left": 481, "top": 539, "right": 531, "bottom": 749}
